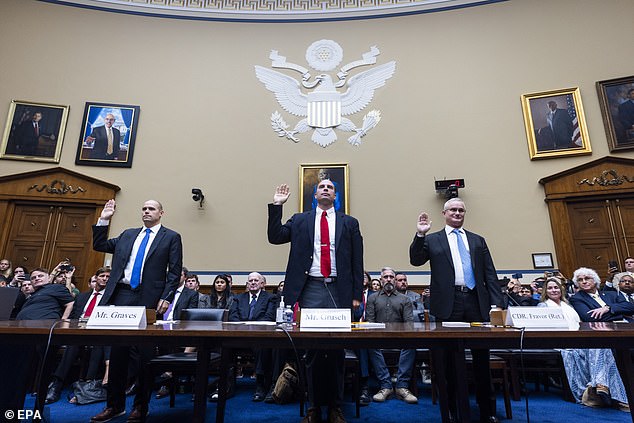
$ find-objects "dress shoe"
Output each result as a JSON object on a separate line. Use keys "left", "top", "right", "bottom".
{"left": 90, "top": 407, "right": 126, "bottom": 423}
{"left": 301, "top": 407, "right": 322, "bottom": 423}
{"left": 125, "top": 383, "right": 137, "bottom": 396}
{"left": 155, "top": 385, "right": 169, "bottom": 399}
{"left": 264, "top": 386, "right": 275, "bottom": 403}
{"left": 480, "top": 416, "right": 500, "bottom": 423}
{"left": 395, "top": 387, "right": 418, "bottom": 404}
{"left": 45, "top": 378, "right": 63, "bottom": 404}
{"left": 252, "top": 386, "right": 266, "bottom": 402}
{"left": 372, "top": 387, "right": 393, "bottom": 402}
{"left": 359, "top": 388, "right": 371, "bottom": 406}
{"left": 127, "top": 407, "right": 148, "bottom": 423}
{"left": 328, "top": 406, "right": 346, "bottom": 423}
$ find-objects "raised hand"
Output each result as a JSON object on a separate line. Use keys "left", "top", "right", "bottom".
{"left": 416, "top": 212, "right": 432, "bottom": 235}
{"left": 273, "top": 184, "right": 290, "bottom": 205}
{"left": 100, "top": 199, "right": 116, "bottom": 221}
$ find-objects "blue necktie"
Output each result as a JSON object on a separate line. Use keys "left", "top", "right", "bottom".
{"left": 130, "top": 228, "right": 151, "bottom": 289}
{"left": 453, "top": 229, "right": 476, "bottom": 290}
{"left": 248, "top": 294, "right": 257, "bottom": 320}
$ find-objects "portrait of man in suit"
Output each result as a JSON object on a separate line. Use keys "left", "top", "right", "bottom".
{"left": 268, "top": 179, "right": 363, "bottom": 423}
{"left": 85, "top": 112, "right": 120, "bottom": 160}
{"left": 409, "top": 198, "right": 503, "bottom": 423}
{"left": 90, "top": 199, "right": 183, "bottom": 423}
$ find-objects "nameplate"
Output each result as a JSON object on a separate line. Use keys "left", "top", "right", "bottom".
{"left": 300, "top": 308, "right": 351, "bottom": 332}
{"left": 505, "top": 306, "right": 569, "bottom": 329}
{"left": 86, "top": 306, "right": 147, "bottom": 329}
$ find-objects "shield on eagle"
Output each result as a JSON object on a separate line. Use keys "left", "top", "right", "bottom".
{"left": 307, "top": 91, "right": 341, "bottom": 128}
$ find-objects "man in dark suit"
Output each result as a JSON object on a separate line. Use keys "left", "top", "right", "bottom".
{"left": 90, "top": 199, "right": 182, "bottom": 423}
{"left": 546, "top": 100, "right": 574, "bottom": 149}
{"left": 409, "top": 197, "right": 503, "bottom": 423}
{"left": 13, "top": 111, "right": 43, "bottom": 155}
{"left": 46, "top": 266, "right": 112, "bottom": 404}
{"left": 618, "top": 88, "right": 634, "bottom": 140}
{"left": 268, "top": 180, "right": 364, "bottom": 423}
{"left": 569, "top": 267, "right": 634, "bottom": 322}
{"left": 228, "top": 272, "right": 276, "bottom": 401}
{"left": 86, "top": 113, "right": 120, "bottom": 160}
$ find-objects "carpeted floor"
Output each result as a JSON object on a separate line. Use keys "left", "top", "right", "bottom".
{"left": 24, "top": 378, "right": 630, "bottom": 423}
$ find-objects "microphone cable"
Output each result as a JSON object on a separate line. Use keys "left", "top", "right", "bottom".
{"left": 33, "top": 319, "right": 65, "bottom": 412}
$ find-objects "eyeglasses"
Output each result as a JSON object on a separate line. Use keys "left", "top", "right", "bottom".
{"left": 576, "top": 276, "right": 595, "bottom": 282}
{"left": 445, "top": 208, "right": 466, "bottom": 213}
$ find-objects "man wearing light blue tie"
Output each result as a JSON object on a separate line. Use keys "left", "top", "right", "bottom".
{"left": 409, "top": 198, "right": 503, "bottom": 423}
{"left": 90, "top": 199, "right": 183, "bottom": 423}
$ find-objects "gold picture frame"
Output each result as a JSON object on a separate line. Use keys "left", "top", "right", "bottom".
{"left": 1, "top": 100, "right": 70, "bottom": 163}
{"left": 299, "top": 163, "right": 349, "bottom": 214}
{"left": 521, "top": 87, "right": 591, "bottom": 160}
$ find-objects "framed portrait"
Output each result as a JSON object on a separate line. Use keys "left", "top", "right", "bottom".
{"left": 520, "top": 87, "right": 591, "bottom": 160}
{"left": 0, "top": 100, "right": 69, "bottom": 163}
{"left": 532, "top": 252, "right": 554, "bottom": 269}
{"left": 75, "top": 102, "right": 140, "bottom": 168}
{"left": 596, "top": 75, "right": 634, "bottom": 152}
{"left": 300, "top": 163, "right": 349, "bottom": 214}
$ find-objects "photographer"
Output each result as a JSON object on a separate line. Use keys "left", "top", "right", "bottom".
{"left": 9, "top": 265, "right": 28, "bottom": 288}
{"left": 50, "top": 260, "right": 79, "bottom": 298}
{"left": 605, "top": 257, "right": 634, "bottom": 292}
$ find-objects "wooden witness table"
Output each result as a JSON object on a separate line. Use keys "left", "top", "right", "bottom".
{"left": 0, "top": 320, "right": 632, "bottom": 423}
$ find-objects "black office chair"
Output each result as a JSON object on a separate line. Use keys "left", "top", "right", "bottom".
{"left": 147, "top": 308, "right": 226, "bottom": 407}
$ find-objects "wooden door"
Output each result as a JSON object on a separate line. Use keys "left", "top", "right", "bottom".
{"left": 6, "top": 203, "right": 94, "bottom": 289}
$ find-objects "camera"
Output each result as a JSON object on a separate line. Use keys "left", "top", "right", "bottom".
{"left": 59, "top": 263, "right": 74, "bottom": 272}
{"left": 192, "top": 188, "right": 205, "bottom": 206}
{"left": 511, "top": 272, "right": 522, "bottom": 280}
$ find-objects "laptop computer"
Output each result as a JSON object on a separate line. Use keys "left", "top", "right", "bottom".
{"left": 0, "top": 287, "right": 20, "bottom": 320}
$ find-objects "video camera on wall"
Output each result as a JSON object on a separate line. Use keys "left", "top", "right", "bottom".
{"left": 435, "top": 179, "right": 465, "bottom": 200}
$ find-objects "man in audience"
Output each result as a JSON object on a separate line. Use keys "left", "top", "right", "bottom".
{"left": 367, "top": 267, "right": 417, "bottom": 404}
{"left": 570, "top": 267, "right": 634, "bottom": 322}
{"left": 90, "top": 199, "right": 182, "bottom": 423}
{"left": 228, "top": 272, "right": 276, "bottom": 401}
{"left": 46, "top": 267, "right": 112, "bottom": 404}
{"left": 185, "top": 273, "right": 211, "bottom": 308}
{"left": 616, "top": 273, "right": 634, "bottom": 303}
{"left": 395, "top": 271, "right": 423, "bottom": 311}
{"left": 0, "top": 268, "right": 75, "bottom": 414}
{"left": 606, "top": 257, "right": 634, "bottom": 291}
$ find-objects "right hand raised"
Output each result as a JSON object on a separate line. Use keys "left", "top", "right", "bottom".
{"left": 416, "top": 212, "right": 432, "bottom": 235}
{"left": 273, "top": 184, "right": 290, "bottom": 205}
{"left": 100, "top": 199, "right": 116, "bottom": 220}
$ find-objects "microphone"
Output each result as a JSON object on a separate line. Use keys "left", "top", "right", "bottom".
{"left": 505, "top": 291, "right": 520, "bottom": 307}
{"left": 323, "top": 281, "right": 339, "bottom": 308}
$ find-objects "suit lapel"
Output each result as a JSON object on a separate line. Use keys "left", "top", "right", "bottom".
{"left": 439, "top": 230, "right": 454, "bottom": 269}
{"left": 146, "top": 226, "right": 166, "bottom": 260}
{"left": 335, "top": 212, "right": 344, "bottom": 249}
{"left": 465, "top": 231, "right": 477, "bottom": 268}
{"left": 306, "top": 209, "right": 316, "bottom": 242}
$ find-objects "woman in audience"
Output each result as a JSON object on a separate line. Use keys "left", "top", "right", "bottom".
{"left": 9, "top": 265, "right": 28, "bottom": 288}
{"left": 209, "top": 274, "right": 234, "bottom": 309}
{"left": 569, "top": 267, "right": 634, "bottom": 322}
{"left": 273, "top": 280, "right": 285, "bottom": 297}
{"left": 539, "top": 275, "right": 629, "bottom": 411}
{"left": 0, "top": 258, "right": 12, "bottom": 280}
{"left": 370, "top": 278, "right": 381, "bottom": 292}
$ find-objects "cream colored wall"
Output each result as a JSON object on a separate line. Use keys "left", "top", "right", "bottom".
{"left": 1, "top": 0, "right": 634, "bottom": 281}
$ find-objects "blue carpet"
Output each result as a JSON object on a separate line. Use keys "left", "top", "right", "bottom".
{"left": 24, "top": 378, "right": 630, "bottom": 422}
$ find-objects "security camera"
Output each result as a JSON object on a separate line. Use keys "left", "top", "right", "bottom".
{"left": 444, "top": 184, "right": 459, "bottom": 200}
{"left": 191, "top": 188, "right": 204, "bottom": 207}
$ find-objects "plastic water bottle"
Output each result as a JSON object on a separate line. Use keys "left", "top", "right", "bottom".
{"left": 276, "top": 296, "right": 286, "bottom": 324}
{"left": 283, "top": 305, "right": 294, "bottom": 329}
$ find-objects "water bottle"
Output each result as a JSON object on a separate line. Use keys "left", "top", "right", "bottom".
{"left": 489, "top": 305, "right": 504, "bottom": 326}
{"left": 283, "top": 305, "right": 294, "bottom": 329}
{"left": 276, "top": 296, "right": 286, "bottom": 324}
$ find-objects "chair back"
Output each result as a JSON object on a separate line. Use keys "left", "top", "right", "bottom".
{"left": 180, "top": 308, "right": 226, "bottom": 321}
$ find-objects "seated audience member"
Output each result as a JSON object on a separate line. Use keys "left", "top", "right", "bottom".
{"left": 370, "top": 278, "right": 381, "bottom": 292}
{"left": 605, "top": 257, "right": 634, "bottom": 291}
{"left": 228, "top": 272, "right": 276, "bottom": 401}
{"left": 367, "top": 267, "right": 418, "bottom": 404}
{"left": 184, "top": 273, "right": 212, "bottom": 309}
{"left": 0, "top": 268, "right": 75, "bottom": 413}
{"left": 614, "top": 272, "right": 634, "bottom": 306}
{"left": 273, "top": 280, "right": 285, "bottom": 297}
{"left": 9, "top": 265, "right": 28, "bottom": 288}
{"left": 0, "top": 258, "right": 11, "bottom": 280}
{"left": 11, "top": 279, "right": 35, "bottom": 318}
{"left": 539, "top": 277, "right": 629, "bottom": 411}
{"left": 46, "top": 267, "right": 113, "bottom": 404}
{"left": 530, "top": 276, "right": 546, "bottom": 300}
{"left": 516, "top": 285, "right": 539, "bottom": 306}
{"left": 395, "top": 271, "right": 424, "bottom": 311}
{"left": 569, "top": 267, "right": 634, "bottom": 322}
{"left": 0, "top": 276, "right": 7, "bottom": 287}
{"left": 50, "top": 260, "right": 80, "bottom": 297}
{"left": 209, "top": 274, "right": 234, "bottom": 310}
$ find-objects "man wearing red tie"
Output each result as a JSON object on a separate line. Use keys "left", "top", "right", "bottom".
{"left": 268, "top": 180, "right": 364, "bottom": 423}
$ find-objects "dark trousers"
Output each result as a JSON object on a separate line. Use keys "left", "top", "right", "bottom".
{"left": 53, "top": 345, "right": 110, "bottom": 383}
{"left": 433, "top": 289, "right": 495, "bottom": 419}
{"left": 299, "top": 279, "right": 345, "bottom": 407}
{"left": 106, "top": 285, "right": 154, "bottom": 412}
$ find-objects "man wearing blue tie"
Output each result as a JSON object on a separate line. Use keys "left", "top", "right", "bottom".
{"left": 409, "top": 198, "right": 503, "bottom": 423}
{"left": 90, "top": 199, "right": 183, "bottom": 423}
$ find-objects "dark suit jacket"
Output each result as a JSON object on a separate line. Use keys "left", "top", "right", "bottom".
{"left": 159, "top": 286, "right": 198, "bottom": 320}
{"left": 228, "top": 291, "right": 276, "bottom": 322}
{"left": 15, "top": 120, "right": 40, "bottom": 155}
{"left": 92, "top": 224, "right": 183, "bottom": 309}
{"left": 267, "top": 204, "right": 364, "bottom": 309}
{"left": 409, "top": 229, "right": 503, "bottom": 321}
{"left": 551, "top": 108, "right": 574, "bottom": 149}
{"left": 569, "top": 290, "right": 634, "bottom": 322}
{"left": 90, "top": 125, "right": 120, "bottom": 160}
{"left": 69, "top": 290, "right": 92, "bottom": 319}
{"left": 619, "top": 100, "right": 634, "bottom": 130}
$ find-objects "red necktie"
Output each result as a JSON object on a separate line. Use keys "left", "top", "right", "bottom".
{"left": 320, "top": 210, "right": 331, "bottom": 278}
{"left": 83, "top": 292, "right": 100, "bottom": 318}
